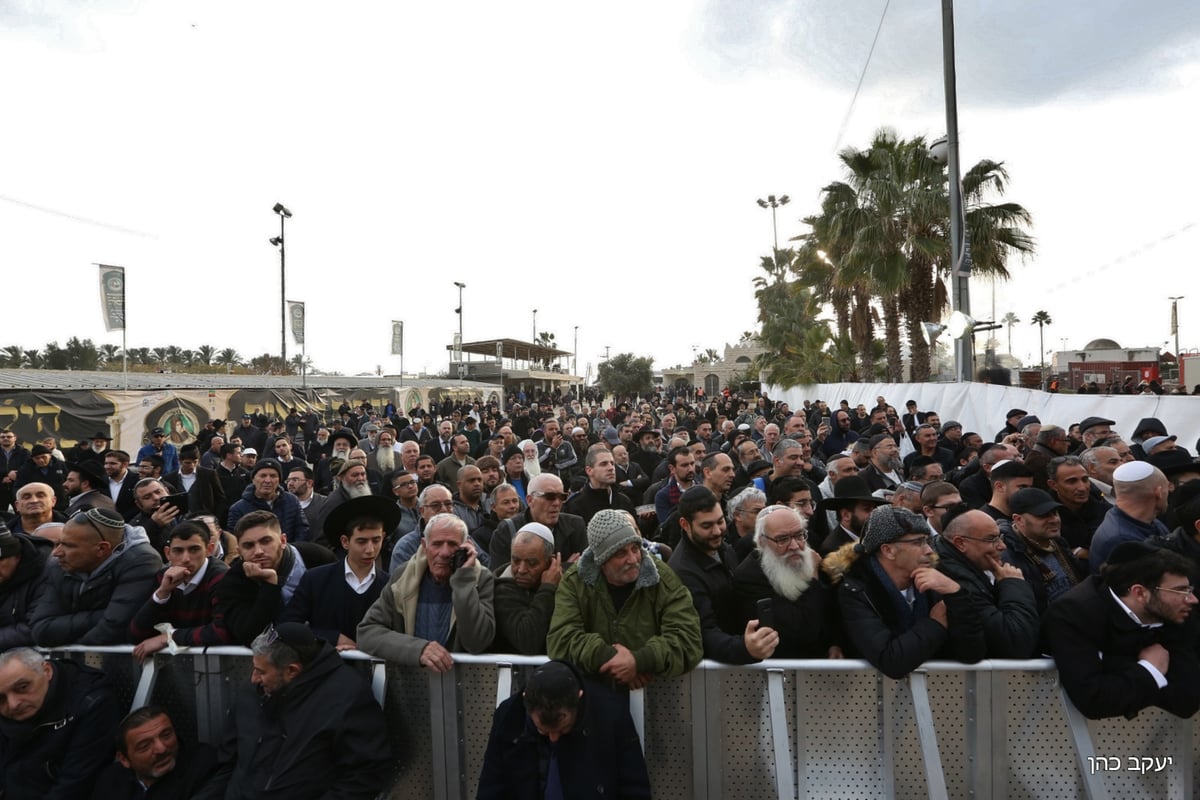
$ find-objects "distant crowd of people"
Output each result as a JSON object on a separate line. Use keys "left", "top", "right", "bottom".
{"left": 0, "top": 388, "right": 1198, "bottom": 797}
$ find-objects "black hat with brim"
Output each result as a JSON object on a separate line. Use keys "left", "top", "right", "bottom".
{"left": 330, "top": 429, "right": 358, "bottom": 447}
{"left": 815, "top": 475, "right": 890, "bottom": 512}
{"left": 323, "top": 494, "right": 402, "bottom": 542}
{"left": 69, "top": 459, "right": 108, "bottom": 489}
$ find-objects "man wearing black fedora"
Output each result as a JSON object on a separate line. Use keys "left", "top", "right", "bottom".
{"left": 282, "top": 495, "right": 399, "bottom": 650}
{"left": 814, "top": 476, "right": 887, "bottom": 556}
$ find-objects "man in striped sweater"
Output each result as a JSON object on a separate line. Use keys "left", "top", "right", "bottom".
{"left": 130, "top": 519, "right": 230, "bottom": 661}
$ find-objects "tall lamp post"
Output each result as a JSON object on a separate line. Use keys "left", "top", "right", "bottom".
{"left": 454, "top": 281, "right": 466, "bottom": 341}
{"left": 271, "top": 202, "right": 292, "bottom": 371}
{"left": 755, "top": 194, "right": 790, "bottom": 251}
{"left": 531, "top": 309, "right": 538, "bottom": 342}
{"left": 933, "top": 0, "right": 973, "bottom": 383}
{"left": 1169, "top": 296, "right": 1184, "bottom": 378}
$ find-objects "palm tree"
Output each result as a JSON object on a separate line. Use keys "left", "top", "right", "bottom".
{"left": 1001, "top": 312, "right": 1020, "bottom": 355}
{"left": 24, "top": 349, "right": 42, "bottom": 369}
{"left": 216, "top": 348, "right": 242, "bottom": 373}
{"left": 97, "top": 344, "right": 121, "bottom": 366}
{"left": 1031, "top": 310, "right": 1052, "bottom": 388}
{"left": 752, "top": 249, "right": 840, "bottom": 386}
{"left": 799, "top": 128, "right": 1034, "bottom": 382}
{"left": 0, "top": 345, "right": 24, "bottom": 368}
{"left": 195, "top": 345, "right": 216, "bottom": 367}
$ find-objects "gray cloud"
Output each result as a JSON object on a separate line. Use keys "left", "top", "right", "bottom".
{"left": 694, "top": 0, "right": 1200, "bottom": 105}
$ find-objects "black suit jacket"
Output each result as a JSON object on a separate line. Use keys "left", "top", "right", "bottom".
{"left": 163, "top": 467, "right": 227, "bottom": 519}
{"left": 424, "top": 436, "right": 455, "bottom": 461}
{"left": 110, "top": 471, "right": 140, "bottom": 520}
{"left": 1044, "top": 576, "right": 1200, "bottom": 720}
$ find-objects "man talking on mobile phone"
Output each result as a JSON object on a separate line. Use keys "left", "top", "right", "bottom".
{"left": 357, "top": 513, "right": 495, "bottom": 671}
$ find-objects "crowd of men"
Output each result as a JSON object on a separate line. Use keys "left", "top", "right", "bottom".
{"left": 1, "top": 390, "right": 1199, "bottom": 795}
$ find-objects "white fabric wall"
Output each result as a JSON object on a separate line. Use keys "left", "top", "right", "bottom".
{"left": 766, "top": 382, "right": 1200, "bottom": 453}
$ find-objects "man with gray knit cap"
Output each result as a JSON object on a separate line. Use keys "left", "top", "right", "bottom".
{"left": 821, "top": 505, "right": 985, "bottom": 678}
{"left": 546, "top": 509, "right": 702, "bottom": 688}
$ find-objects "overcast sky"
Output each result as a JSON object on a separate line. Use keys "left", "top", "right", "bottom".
{"left": 3, "top": 1, "right": 1197, "bottom": 379}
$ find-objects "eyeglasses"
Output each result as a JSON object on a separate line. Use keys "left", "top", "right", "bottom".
{"left": 763, "top": 530, "right": 807, "bottom": 546}
{"left": 1153, "top": 585, "right": 1195, "bottom": 597}
{"left": 930, "top": 503, "right": 961, "bottom": 511}
{"left": 736, "top": 507, "right": 765, "bottom": 517}
{"left": 393, "top": 480, "right": 417, "bottom": 489}
{"left": 893, "top": 536, "right": 935, "bottom": 548}
{"left": 958, "top": 534, "right": 1005, "bottom": 547}
{"left": 531, "top": 491, "right": 569, "bottom": 502}
{"left": 787, "top": 498, "right": 815, "bottom": 510}
{"left": 423, "top": 500, "right": 455, "bottom": 511}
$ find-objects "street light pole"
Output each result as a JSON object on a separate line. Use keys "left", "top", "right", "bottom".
{"left": 755, "top": 194, "right": 790, "bottom": 251}
{"left": 938, "top": 0, "right": 972, "bottom": 383}
{"left": 271, "top": 202, "right": 292, "bottom": 372}
{"left": 532, "top": 309, "right": 538, "bottom": 342}
{"left": 454, "top": 281, "right": 466, "bottom": 342}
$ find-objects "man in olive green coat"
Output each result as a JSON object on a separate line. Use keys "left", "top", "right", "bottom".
{"left": 546, "top": 509, "right": 702, "bottom": 689}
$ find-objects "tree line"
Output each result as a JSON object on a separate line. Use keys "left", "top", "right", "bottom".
{"left": 0, "top": 339, "right": 318, "bottom": 375}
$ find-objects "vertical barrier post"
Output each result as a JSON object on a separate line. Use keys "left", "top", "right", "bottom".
{"left": 908, "top": 670, "right": 949, "bottom": 800}
{"left": 1058, "top": 686, "right": 1108, "bottom": 800}
{"left": 1169, "top": 715, "right": 1191, "bottom": 800}
{"left": 793, "top": 668, "right": 807, "bottom": 797}
{"left": 629, "top": 687, "right": 646, "bottom": 755}
{"left": 131, "top": 657, "right": 158, "bottom": 710}
{"left": 496, "top": 663, "right": 513, "bottom": 709}
{"left": 879, "top": 676, "right": 896, "bottom": 798}
{"left": 765, "top": 668, "right": 795, "bottom": 800}
{"left": 688, "top": 668, "right": 719, "bottom": 800}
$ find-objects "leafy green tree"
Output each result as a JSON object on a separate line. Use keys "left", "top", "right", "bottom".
{"left": 64, "top": 337, "right": 99, "bottom": 370}
{"left": 752, "top": 249, "right": 841, "bottom": 386}
{"left": 195, "top": 345, "right": 216, "bottom": 366}
{"left": 597, "top": 353, "right": 654, "bottom": 397}
{"left": 43, "top": 342, "right": 68, "bottom": 370}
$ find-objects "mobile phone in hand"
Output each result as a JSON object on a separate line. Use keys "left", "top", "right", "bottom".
{"left": 756, "top": 597, "right": 777, "bottom": 630}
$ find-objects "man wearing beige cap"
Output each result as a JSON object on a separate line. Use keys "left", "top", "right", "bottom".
{"left": 547, "top": 509, "right": 701, "bottom": 688}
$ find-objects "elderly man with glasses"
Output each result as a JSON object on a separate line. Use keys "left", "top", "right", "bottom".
{"left": 733, "top": 504, "right": 841, "bottom": 659}
{"left": 387, "top": 484, "right": 489, "bottom": 574}
{"left": 823, "top": 505, "right": 985, "bottom": 678}
{"left": 488, "top": 473, "right": 587, "bottom": 570}
{"left": 933, "top": 507, "right": 1040, "bottom": 658}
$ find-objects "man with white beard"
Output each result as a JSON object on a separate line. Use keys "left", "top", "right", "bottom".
{"left": 314, "top": 459, "right": 375, "bottom": 547}
{"left": 733, "top": 505, "right": 842, "bottom": 658}
{"left": 859, "top": 433, "right": 905, "bottom": 493}
{"left": 370, "top": 430, "right": 397, "bottom": 474}
{"left": 314, "top": 430, "right": 357, "bottom": 493}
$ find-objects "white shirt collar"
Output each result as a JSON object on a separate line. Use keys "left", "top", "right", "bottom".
{"left": 1109, "top": 588, "right": 1163, "bottom": 629}
{"left": 344, "top": 561, "right": 377, "bottom": 594}
{"left": 179, "top": 559, "right": 210, "bottom": 594}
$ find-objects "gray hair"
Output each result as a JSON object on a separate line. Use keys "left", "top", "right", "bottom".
{"left": 0, "top": 647, "right": 45, "bottom": 671}
{"left": 773, "top": 438, "right": 802, "bottom": 458}
{"left": 753, "top": 504, "right": 806, "bottom": 545}
{"left": 424, "top": 512, "right": 467, "bottom": 542}
{"left": 250, "top": 631, "right": 301, "bottom": 670}
{"left": 727, "top": 486, "right": 767, "bottom": 522}
{"left": 585, "top": 443, "right": 611, "bottom": 468}
{"left": 490, "top": 483, "right": 518, "bottom": 501}
{"left": 528, "top": 473, "right": 562, "bottom": 495}
{"left": 418, "top": 484, "right": 452, "bottom": 507}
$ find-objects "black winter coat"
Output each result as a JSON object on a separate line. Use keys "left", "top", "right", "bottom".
{"left": 832, "top": 554, "right": 985, "bottom": 679}
{"left": 0, "top": 533, "right": 51, "bottom": 649}
{"left": 0, "top": 660, "right": 118, "bottom": 800}
{"left": 477, "top": 676, "right": 650, "bottom": 800}
{"left": 1043, "top": 576, "right": 1200, "bottom": 720}
{"left": 668, "top": 534, "right": 754, "bottom": 664}
{"left": 732, "top": 550, "right": 838, "bottom": 658}
{"left": 934, "top": 537, "right": 1040, "bottom": 658}
{"left": 198, "top": 642, "right": 393, "bottom": 799}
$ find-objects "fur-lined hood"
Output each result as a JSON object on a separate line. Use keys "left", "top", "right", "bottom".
{"left": 576, "top": 546, "right": 660, "bottom": 590}
{"left": 820, "top": 541, "right": 862, "bottom": 585}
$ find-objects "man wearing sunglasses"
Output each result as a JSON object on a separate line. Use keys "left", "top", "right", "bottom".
{"left": 489, "top": 474, "right": 586, "bottom": 570}
{"left": 933, "top": 507, "right": 1040, "bottom": 658}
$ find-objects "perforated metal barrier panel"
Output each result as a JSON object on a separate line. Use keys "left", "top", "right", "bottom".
{"left": 39, "top": 650, "right": 1200, "bottom": 800}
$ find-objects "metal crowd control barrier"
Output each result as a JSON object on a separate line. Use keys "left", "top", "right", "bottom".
{"left": 35, "top": 648, "right": 1200, "bottom": 800}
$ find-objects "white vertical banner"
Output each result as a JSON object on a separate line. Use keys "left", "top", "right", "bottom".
{"left": 97, "top": 264, "right": 126, "bottom": 332}
{"left": 391, "top": 321, "right": 404, "bottom": 356}
{"left": 288, "top": 301, "right": 305, "bottom": 345}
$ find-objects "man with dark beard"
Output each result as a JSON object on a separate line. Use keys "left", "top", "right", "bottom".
{"left": 859, "top": 434, "right": 904, "bottom": 492}
{"left": 733, "top": 505, "right": 841, "bottom": 658}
